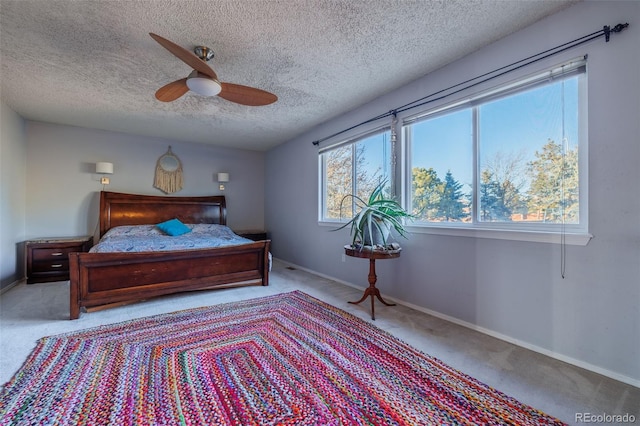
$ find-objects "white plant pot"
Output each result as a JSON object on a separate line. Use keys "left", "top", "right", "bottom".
{"left": 362, "top": 220, "right": 391, "bottom": 246}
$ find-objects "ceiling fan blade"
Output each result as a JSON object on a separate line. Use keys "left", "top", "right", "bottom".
{"left": 155, "top": 78, "right": 189, "bottom": 102}
{"left": 149, "top": 33, "right": 217, "bottom": 80}
{"left": 219, "top": 83, "right": 278, "bottom": 106}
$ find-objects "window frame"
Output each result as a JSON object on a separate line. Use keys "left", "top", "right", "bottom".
{"left": 318, "top": 125, "right": 392, "bottom": 224}
{"left": 402, "top": 59, "right": 591, "bottom": 245}
{"left": 318, "top": 59, "right": 592, "bottom": 245}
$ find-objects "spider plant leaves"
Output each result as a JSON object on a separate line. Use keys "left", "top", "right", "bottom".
{"left": 333, "top": 180, "right": 413, "bottom": 247}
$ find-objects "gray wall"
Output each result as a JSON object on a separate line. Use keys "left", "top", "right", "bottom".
{"left": 23, "top": 122, "right": 265, "bottom": 240}
{"left": 265, "top": 1, "right": 640, "bottom": 386}
{"left": 0, "top": 119, "right": 265, "bottom": 285}
{"left": 0, "top": 102, "right": 27, "bottom": 290}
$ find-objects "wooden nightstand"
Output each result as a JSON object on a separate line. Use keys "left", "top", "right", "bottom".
{"left": 234, "top": 230, "right": 268, "bottom": 241}
{"left": 25, "top": 236, "right": 93, "bottom": 284}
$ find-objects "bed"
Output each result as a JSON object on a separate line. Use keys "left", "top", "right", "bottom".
{"left": 68, "top": 191, "right": 270, "bottom": 320}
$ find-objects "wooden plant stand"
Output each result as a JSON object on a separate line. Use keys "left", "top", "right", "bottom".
{"left": 344, "top": 245, "right": 400, "bottom": 320}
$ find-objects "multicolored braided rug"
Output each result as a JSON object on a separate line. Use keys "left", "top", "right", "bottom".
{"left": 1, "top": 291, "right": 565, "bottom": 425}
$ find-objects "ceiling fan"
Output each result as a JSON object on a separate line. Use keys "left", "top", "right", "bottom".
{"left": 149, "top": 33, "right": 277, "bottom": 106}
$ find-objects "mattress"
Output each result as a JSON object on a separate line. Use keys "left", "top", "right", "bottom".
{"left": 90, "top": 224, "right": 255, "bottom": 253}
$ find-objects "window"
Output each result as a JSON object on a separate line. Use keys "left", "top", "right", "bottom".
{"left": 408, "top": 108, "right": 473, "bottom": 223}
{"left": 405, "top": 60, "right": 587, "bottom": 235}
{"left": 320, "top": 129, "right": 391, "bottom": 221}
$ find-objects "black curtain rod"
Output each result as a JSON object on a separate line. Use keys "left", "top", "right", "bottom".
{"left": 312, "top": 22, "right": 629, "bottom": 147}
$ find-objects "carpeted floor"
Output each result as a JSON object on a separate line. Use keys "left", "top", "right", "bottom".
{"left": 1, "top": 260, "right": 638, "bottom": 425}
{"left": 1, "top": 291, "right": 567, "bottom": 425}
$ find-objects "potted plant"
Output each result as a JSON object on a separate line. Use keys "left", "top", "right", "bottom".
{"left": 335, "top": 180, "right": 412, "bottom": 249}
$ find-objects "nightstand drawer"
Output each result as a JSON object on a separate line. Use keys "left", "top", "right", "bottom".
{"left": 31, "top": 259, "right": 70, "bottom": 273}
{"left": 25, "top": 237, "right": 92, "bottom": 284}
{"left": 32, "top": 246, "right": 81, "bottom": 261}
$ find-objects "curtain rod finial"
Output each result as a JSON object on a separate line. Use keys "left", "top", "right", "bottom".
{"left": 604, "top": 22, "right": 629, "bottom": 42}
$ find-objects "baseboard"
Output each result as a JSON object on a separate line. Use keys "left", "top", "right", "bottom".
{"left": 0, "top": 278, "right": 23, "bottom": 295}
{"left": 274, "top": 257, "right": 640, "bottom": 389}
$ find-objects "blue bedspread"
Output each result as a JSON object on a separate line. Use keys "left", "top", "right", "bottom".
{"left": 90, "top": 224, "right": 255, "bottom": 253}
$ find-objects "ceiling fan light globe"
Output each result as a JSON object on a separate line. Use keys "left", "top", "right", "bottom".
{"left": 186, "top": 74, "right": 222, "bottom": 97}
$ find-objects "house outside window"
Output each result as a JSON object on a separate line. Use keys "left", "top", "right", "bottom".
{"left": 404, "top": 59, "right": 587, "bottom": 236}
{"left": 319, "top": 129, "right": 392, "bottom": 222}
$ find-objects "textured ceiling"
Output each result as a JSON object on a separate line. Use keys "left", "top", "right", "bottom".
{"left": 0, "top": 0, "right": 577, "bottom": 151}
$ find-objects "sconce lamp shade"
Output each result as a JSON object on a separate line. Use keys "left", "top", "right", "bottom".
{"left": 96, "top": 162, "right": 114, "bottom": 174}
{"left": 217, "top": 173, "right": 229, "bottom": 183}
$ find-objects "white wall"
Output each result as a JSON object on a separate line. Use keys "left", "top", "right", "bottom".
{"left": 25, "top": 122, "right": 265, "bottom": 239}
{"left": 266, "top": 1, "right": 640, "bottom": 386}
{"left": 0, "top": 102, "right": 26, "bottom": 289}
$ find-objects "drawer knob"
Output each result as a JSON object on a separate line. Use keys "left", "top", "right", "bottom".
{"left": 51, "top": 264, "right": 63, "bottom": 268}
{"left": 51, "top": 252, "right": 63, "bottom": 256}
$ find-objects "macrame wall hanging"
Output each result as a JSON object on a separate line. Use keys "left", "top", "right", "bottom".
{"left": 153, "top": 146, "right": 184, "bottom": 194}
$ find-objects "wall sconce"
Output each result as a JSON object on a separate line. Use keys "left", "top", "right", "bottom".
{"left": 96, "top": 162, "right": 114, "bottom": 185}
{"left": 217, "top": 172, "right": 229, "bottom": 191}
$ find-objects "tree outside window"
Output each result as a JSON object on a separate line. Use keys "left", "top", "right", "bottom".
{"left": 321, "top": 130, "right": 391, "bottom": 221}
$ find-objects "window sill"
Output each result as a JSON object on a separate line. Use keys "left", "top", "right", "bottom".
{"left": 405, "top": 225, "right": 592, "bottom": 246}
{"left": 319, "top": 221, "right": 592, "bottom": 245}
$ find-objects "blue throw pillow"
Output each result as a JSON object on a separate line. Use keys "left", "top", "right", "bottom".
{"left": 156, "top": 218, "right": 191, "bottom": 236}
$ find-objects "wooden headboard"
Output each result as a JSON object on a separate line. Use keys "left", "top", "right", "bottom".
{"left": 99, "top": 191, "right": 227, "bottom": 237}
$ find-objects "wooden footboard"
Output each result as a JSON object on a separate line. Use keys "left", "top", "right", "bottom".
{"left": 68, "top": 240, "right": 270, "bottom": 320}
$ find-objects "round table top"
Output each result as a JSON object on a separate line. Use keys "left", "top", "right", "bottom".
{"left": 344, "top": 245, "right": 401, "bottom": 260}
